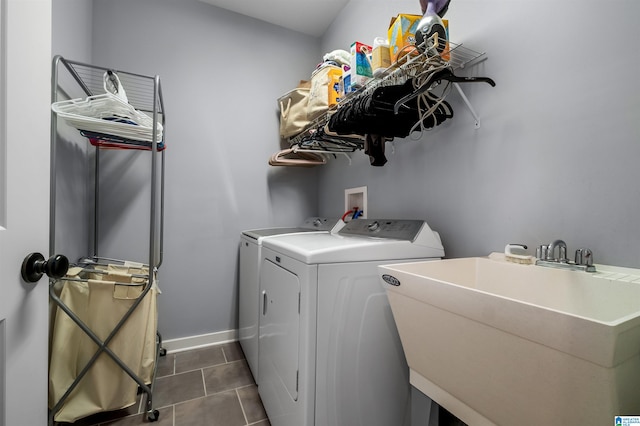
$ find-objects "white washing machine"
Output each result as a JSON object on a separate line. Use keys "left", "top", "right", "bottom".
{"left": 239, "top": 217, "right": 338, "bottom": 380}
{"left": 258, "top": 219, "right": 444, "bottom": 426}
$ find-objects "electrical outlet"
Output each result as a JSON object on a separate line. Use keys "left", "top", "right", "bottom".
{"left": 344, "top": 186, "right": 367, "bottom": 219}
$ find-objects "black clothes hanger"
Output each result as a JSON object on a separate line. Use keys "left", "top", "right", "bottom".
{"left": 327, "top": 78, "right": 453, "bottom": 139}
{"left": 297, "top": 126, "right": 365, "bottom": 152}
{"left": 429, "top": 67, "right": 495, "bottom": 87}
{"left": 394, "top": 68, "right": 495, "bottom": 114}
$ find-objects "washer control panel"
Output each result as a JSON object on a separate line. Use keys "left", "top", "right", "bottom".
{"left": 338, "top": 219, "right": 425, "bottom": 241}
{"left": 300, "top": 217, "right": 336, "bottom": 231}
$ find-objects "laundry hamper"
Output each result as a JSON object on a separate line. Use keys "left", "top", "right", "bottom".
{"left": 48, "top": 265, "right": 158, "bottom": 423}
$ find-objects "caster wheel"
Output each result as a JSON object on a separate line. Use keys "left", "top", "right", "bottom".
{"left": 147, "top": 409, "right": 159, "bottom": 422}
{"left": 159, "top": 347, "right": 167, "bottom": 357}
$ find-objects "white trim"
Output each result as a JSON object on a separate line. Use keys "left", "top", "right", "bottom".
{"left": 0, "top": 0, "right": 7, "bottom": 230}
{"left": 162, "top": 329, "right": 238, "bottom": 354}
{"left": 0, "top": 320, "right": 5, "bottom": 426}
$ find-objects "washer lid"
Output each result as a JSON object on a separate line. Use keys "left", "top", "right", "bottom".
{"left": 263, "top": 220, "right": 444, "bottom": 264}
{"left": 242, "top": 227, "right": 315, "bottom": 240}
{"left": 242, "top": 217, "right": 338, "bottom": 240}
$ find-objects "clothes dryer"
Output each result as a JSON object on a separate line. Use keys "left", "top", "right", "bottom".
{"left": 258, "top": 219, "right": 444, "bottom": 426}
{"left": 239, "top": 217, "right": 338, "bottom": 380}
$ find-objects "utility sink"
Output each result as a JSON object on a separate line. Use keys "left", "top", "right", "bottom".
{"left": 379, "top": 255, "right": 640, "bottom": 426}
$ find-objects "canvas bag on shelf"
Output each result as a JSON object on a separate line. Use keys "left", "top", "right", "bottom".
{"left": 307, "top": 64, "right": 341, "bottom": 122}
{"left": 278, "top": 80, "right": 311, "bottom": 139}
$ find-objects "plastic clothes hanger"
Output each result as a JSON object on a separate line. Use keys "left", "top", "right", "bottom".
{"left": 52, "top": 94, "right": 163, "bottom": 142}
{"left": 299, "top": 127, "right": 364, "bottom": 152}
{"left": 103, "top": 70, "right": 129, "bottom": 102}
{"left": 293, "top": 146, "right": 353, "bottom": 165}
{"left": 52, "top": 70, "right": 163, "bottom": 143}
{"left": 409, "top": 84, "right": 454, "bottom": 136}
{"left": 393, "top": 68, "right": 495, "bottom": 114}
{"left": 269, "top": 148, "right": 327, "bottom": 167}
{"left": 428, "top": 68, "right": 496, "bottom": 87}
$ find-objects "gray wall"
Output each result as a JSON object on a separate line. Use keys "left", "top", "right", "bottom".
{"left": 51, "top": 0, "right": 94, "bottom": 262}
{"left": 51, "top": 0, "right": 640, "bottom": 343}
{"left": 53, "top": 0, "right": 321, "bottom": 340}
{"left": 319, "top": 0, "right": 640, "bottom": 268}
{"left": 52, "top": 0, "right": 92, "bottom": 62}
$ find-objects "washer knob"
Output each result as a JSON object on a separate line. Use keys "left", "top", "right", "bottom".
{"left": 367, "top": 221, "right": 380, "bottom": 231}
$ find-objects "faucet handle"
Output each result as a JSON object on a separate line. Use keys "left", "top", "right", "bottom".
{"left": 575, "top": 248, "right": 583, "bottom": 265}
{"left": 536, "top": 245, "right": 548, "bottom": 260}
{"left": 575, "top": 248, "right": 594, "bottom": 266}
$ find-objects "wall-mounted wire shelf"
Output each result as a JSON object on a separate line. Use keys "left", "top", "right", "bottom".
{"left": 284, "top": 39, "right": 490, "bottom": 155}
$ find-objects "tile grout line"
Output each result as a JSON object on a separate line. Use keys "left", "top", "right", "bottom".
{"left": 236, "top": 387, "right": 250, "bottom": 425}
{"left": 76, "top": 347, "right": 251, "bottom": 426}
{"left": 163, "top": 351, "right": 177, "bottom": 425}
{"left": 156, "top": 354, "right": 176, "bottom": 425}
{"left": 173, "top": 403, "right": 176, "bottom": 426}
{"left": 201, "top": 368, "right": 208, "bottom": 396}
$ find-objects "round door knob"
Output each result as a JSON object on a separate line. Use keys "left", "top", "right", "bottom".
{"left": 21, "top": 252, "right": 69, "bottom": 283}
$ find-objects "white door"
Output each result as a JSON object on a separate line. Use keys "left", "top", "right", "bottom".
{"left": 258, "top": 258, "right": 302, "bottom": 426}
{"left": 0, "top": 1, "right": 52, "bottom": 425}
{"left": 259, "top": 259, "right": 300, "bottom": 403}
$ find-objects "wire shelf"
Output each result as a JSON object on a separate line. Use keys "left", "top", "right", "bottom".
{"left": 286, "top": 39, "right": 487, "bottom": 147}
{"left": 57, "top": 58, "right": 165, "bottom": 116}
{"left": 447, "top": 41, "right": 487, "bottom": 69}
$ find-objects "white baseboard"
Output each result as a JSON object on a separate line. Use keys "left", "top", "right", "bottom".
{"left": 161, "top": 329, "right": 238, "bottom": 354}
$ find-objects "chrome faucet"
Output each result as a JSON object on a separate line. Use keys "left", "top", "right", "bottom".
{"left": 546, "top": 239, "right": 568, "bottom": 262}
{"left": 535, "top": 239, "right": 596, "bottom": 272}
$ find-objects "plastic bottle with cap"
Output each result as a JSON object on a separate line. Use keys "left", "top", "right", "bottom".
{"left": 371, "top": 37, "right": 391, "bottom": 78}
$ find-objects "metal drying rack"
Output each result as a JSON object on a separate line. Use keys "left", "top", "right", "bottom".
{"left": 49, "top": 55, "right": 166, "bottom": 424}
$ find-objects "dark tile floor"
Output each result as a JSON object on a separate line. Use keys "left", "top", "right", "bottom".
{"left": 61, "top": 342, "right": 270, "bottom": 426}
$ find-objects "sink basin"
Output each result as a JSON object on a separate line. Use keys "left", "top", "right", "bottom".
{"left": 379, "top": 255, "right": 640, "bottom": 426}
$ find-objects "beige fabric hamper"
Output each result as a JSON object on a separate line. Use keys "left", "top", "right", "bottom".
{"left": 49, "top": 265, "right": 158, "bottom": 423}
